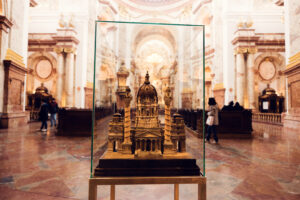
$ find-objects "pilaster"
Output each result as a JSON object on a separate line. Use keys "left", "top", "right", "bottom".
{"left": 283, "top": 52, "right": 300, "bottom": 130}
{"left": 0, "top": 49, "right": 28, "bottom": 128}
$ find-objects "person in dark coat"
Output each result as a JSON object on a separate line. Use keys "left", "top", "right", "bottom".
{"left": 233, "top": 102, "right": 244, "bottom": 111}
{"left": 49, "top": 98, "right": 59, "bottom": 127}
{"left": 206, "top": 97, "right": 219, "bottom": 144}
{"left": 39, "top": 99, "right": 49, "bottom": 131}
{"left": 222, "top": 101, "right": 234, "bottom": 111}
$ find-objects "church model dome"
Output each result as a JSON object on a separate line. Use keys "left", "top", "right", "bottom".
{"left": 135, "top": 72, "right": 160, "bottom": 128}
{"left": 137, "top": 72, "right": 158, "bottom": 104}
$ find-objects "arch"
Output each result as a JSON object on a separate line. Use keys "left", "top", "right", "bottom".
{"left": 177, "top": 140, "right": 181, "bottom": 152}
{"left": 98, "top": 63, "right": 115, "bottom": 80}
{"left": 253, "top": 52, "right": 286, "bottom": 108}
{"left": 113, "top": 140, "right": 117, "bottom": 152}
{"left": 152, "top": 140, "right": 155, "bottom": 151}
{"left": 146, "top": 139, "right": 151, "bottom": 151}
{"left": 27, "top": 52, "right": 57, "bottom": 94}
{"left": 133, "top": 25, "right": 176, "bottom": 53}
{"left": 254, "top": 52, "right": 285, "bottom": 83}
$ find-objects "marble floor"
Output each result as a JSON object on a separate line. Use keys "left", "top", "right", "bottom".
{"left": 0, "top": 117, "right": 300, "bottom": 200}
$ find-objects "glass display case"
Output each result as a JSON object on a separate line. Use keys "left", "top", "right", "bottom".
{"left": 90, "top": 21, "right": 206, "bottom": 179}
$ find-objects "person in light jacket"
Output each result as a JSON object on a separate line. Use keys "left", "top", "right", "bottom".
{"left": 206, "top": 97, "right": 219, "bottom": 143}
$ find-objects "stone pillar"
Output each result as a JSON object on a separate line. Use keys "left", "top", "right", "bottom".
{"left": 53, "top": 28, "right": 78, "bottom": 107}
{"left": 236, "top": 53, "right": 246, "bottom": 106}
{"left": 65, "top": 50, "right": 74, "bottom": 107}
{"left": 232, "top": 28, "right": 258, "bottom": 107}
{"left": 247, "top": 52, "right": 255, "bottom": 109}
{"left": 55, "top": 48, "right": 64, "bottom": 106}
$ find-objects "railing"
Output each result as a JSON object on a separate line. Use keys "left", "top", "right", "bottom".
{"left": 252, "top": 112, "right": 282, "bottom": 125}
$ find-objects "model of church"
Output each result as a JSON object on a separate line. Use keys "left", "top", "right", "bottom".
{"left": 94, "top": 71, "right": 200, "bottom": 176}
{"left": 107, "top": 72, "right": 186, "bottom": 157}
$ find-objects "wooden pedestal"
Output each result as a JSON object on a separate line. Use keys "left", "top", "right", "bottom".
{"left": 88, "top": 176, "right": 206, "bottom": 200}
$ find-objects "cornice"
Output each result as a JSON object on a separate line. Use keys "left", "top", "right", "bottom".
{"left": 0, "top": 16, "right": 13, "bottom": 33}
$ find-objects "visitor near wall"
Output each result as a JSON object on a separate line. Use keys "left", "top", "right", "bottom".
{"left": 39, "top": 100, "right": 49, "bottom": 132}
{"left": 49, "top": 98, "right": 59, "bottom": 127}
{"left": 206, "top": 98, "right": 219, "bottom": 144}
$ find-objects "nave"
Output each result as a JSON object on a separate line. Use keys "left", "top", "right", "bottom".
{"left": 0, "top": 117, "right": 299, "bottom": 200}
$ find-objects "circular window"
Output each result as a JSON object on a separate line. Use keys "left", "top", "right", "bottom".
{"left": 258, "top": 59, "right": 276, "bottom": 81}
{"left": 36, "top": 59, "right": 52, "bottom": 79}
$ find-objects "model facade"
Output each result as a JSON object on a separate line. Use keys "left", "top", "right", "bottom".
{"left": 107, "top": 72, "right": 186, "bottom": 158}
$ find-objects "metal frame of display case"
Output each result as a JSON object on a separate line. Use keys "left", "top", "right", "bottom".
{"left": 90, "top": 20, "right": 206, "bottom": 199}
{"left": 88, "top": 176, "right": 206, "bottom": 200}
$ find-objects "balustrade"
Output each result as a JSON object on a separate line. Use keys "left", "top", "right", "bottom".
{"left": 252, "top": 112, "right": 282, "bottom": 125}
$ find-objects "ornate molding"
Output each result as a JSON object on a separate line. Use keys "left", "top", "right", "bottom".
{"left": 53, "top": 47, "right": 76, "bottom": 54}
{"left": 213, "top": 83, "right": 225, "bottom": 91}
{"left": 4, "top": 49, "right": 25, "bottom": 68}
{"left": 64, "top": 47, "right": 76, "bottom": 54}
{"left": 234, "top": 47, "right": 257, "bottom": 55}
{"left": 0, "top": 16, "right": 13, "bottom": 33}
{"left": 53, "top": 47, "right": 64, "bottom": 54}
{"left": 286, "top": 51, "right": 300, "bottom": 69}
{"left": 30, "top": 0, "right": 38, "bottom": 7}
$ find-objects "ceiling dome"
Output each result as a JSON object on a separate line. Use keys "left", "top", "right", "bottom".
{"left": 137, "top": 72, "right": 158, "bottom": 103}
{"left": 117, "top": 0, "right": 196, "bottom": 13}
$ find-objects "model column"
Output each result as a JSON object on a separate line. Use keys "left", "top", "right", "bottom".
{"left": 121, "top": 88, "right": 132, "bottom": 153}
{"left": 65, "top": 48, "right": 75, "bottom": 107}
{"left": 236, "top": 52, "right": 246, "bottom": 106}
{"left": 164, "top": 87, "right": 174, "bottom": 154}
{"left": 55, "top": 48, "right": 64, "bottom": 106}
{"left": 247, "top": 49, "right": 256, "bottom": 109}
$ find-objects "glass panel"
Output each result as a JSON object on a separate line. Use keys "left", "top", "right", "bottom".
{"left": 91, "top": 21, "right": 205, "bottom": 177}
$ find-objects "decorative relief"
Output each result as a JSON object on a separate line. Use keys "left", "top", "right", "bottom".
{"left": 258, "top": 58, "right": 276, "bottom": 81}
{"left": 9, "top": 79, "right": 22, "bottom": 105}
{"left": 291, "top": 81, "right": 300, "bottom": 108}
{"left": 36, "top": 59, "right": 53, "bottom": 79}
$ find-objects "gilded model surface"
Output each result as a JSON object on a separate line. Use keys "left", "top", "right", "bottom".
{"left": 105, "top": 72, "right": 189, "bottom": 159}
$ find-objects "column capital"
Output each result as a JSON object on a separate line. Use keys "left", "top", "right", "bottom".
{"left": 234, "top": 47, "right": 257, "bottom": 55}
{"left": 54, "top": 47, "right": 64, "bottom": 54}
{"left": 248, "top": 47, "right": 258, "bottom": 54}
{"left": 64, "top": 47, "right": 76, "bottom": 54}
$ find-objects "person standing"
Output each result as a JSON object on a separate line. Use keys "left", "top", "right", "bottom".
{"left": 206, "top": 97, "right": 219, "bottom": 143}
{"left": 39, "top": 99, "right": 49, "bottom": 131}
{"left": 49, "top": 98, "right": 59, "bottom": 127}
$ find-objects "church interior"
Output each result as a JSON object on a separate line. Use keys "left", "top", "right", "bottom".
{"left": 0, "top": 0, "right": 300, "bottom": 199}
